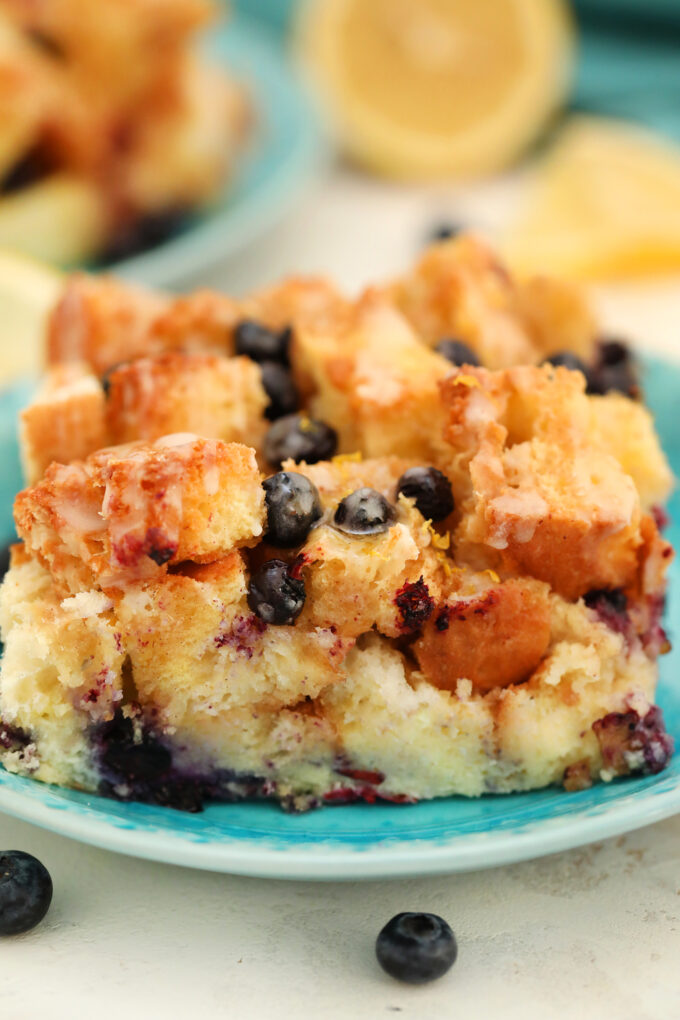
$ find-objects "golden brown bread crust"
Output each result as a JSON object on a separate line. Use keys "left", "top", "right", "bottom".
{"left": 441, "top": 364, "right": 644, "bottom": 599}
{"left": 415, "top": 576, "right": 552, "bottom": 694}
{"left": 14, "top": 435, "right": 264, "bottom": 593}
{"left": 105, "top": 351, "right": 268, "bottom": 450}
{"left": 295, "top": 292, "right": 453, "bottom": 461}
{"left": 47, "top": 275, "right": 168, "bottom": 375}
{"left": 384, "top": 235, "right": 597, "bottom": 368}
{"left": 20, "top": 363, "right": 108, "bottom": 484}
{"left": 385, "top": 236, "right": 533, "bottom": 367}
{"left": 47, "top": 275, "right": 348, "bottom": 377}
{"left": 22, "top": 350, "right": 270, "bottom": 482}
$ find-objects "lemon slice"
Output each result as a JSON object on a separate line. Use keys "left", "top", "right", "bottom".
{"left": 503, "top": 116, "right": 680, "bottom": 279}
{"left": 0, "top": 250, "right": 63, "bottom": 383}
{"left": 0, "top": 175, "right": 107, "bottom": 268}
{"left": 296, "top": 0, "right": 574, "bottom": 179}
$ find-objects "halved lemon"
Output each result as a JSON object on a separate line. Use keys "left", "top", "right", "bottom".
{"left": 503, "top": 116, "right": 680, "bottom": 279}
{"left": 296, "top": 0, "right": 574, "bottom": 179}
{"left": 0, "top": 250, "right": 63, "bottom": 383}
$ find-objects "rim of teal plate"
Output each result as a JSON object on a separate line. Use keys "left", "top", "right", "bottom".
{"left": 103, "top": 15, "right": 328, "bottom": 289}
{"left": 0, "top": 770, "right": 679, "bottom": 879}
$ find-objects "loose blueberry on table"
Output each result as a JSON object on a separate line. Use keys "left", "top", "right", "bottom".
{"left": 263, "top": 471, "right": 322, "bottom": 548}
{"left": 247, "top": 559, "right": 306, "bottom": 625}
{"left": 0, "top": 851, "right": 53, "bottom": 936}
{"left": 234, "top": 319, "right": 292, "bottom": 364}
{"left": 264, "top": 413, "right": 338, "bottom": 467}
{"left": 333, "top": 488, "right": 397, "bottom": 535}
{"left": 435, "top": 338, "right": 481, "bottom": 367}
{"left": 396, "top": 466, "right": 454, "bottom": 522}
{"left": 376, "top": 912, "right": 458, "bottom": 984}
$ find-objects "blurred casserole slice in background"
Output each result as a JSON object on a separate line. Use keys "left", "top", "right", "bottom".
{"left": 0, "top": 0, "right": 249, "bottom": 267}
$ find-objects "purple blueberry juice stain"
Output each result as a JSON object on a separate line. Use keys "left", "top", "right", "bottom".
{"left": 93, "top": 710, "right": 276, "bottom": 813}
{"left": 394, "top": 577, "right": 435, "bottom": 631}
{"left": 584, "top": 588, "right": 632, "bottom": 638}
{"left": 0, "top": 719, "right": 32, "bottom": 752}
{"left": 593, "top": 706, "right": 674, "bottom": 777}
{"left": 643, "top": 593, "right": 671, "bottom": 655}
{"left": 214, "top": 614, "right": 267, "bottom": 657}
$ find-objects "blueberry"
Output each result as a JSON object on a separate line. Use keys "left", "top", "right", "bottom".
{"left": 427, "top": 222, "right": 462, "bottom": 243}
{"left": 542, "top": 351, "right": 589, "bottom": 374}
{"left": 585, "top": 588, "right": 628, "bottom": 615}
{"left": 264, "top": 414, "right": 338, "bottom": 467}
{"left": 0, "top": 542, "right": 12, "bottom": 581}
{"left": 1, "top": 146, "right": 53, "bottom": 194}
{"left": 247, "top": 560, "right": 306, "bottom": 625}
{"left": 260, "top": 362, "right": 299, "bottom": 421}
{"left": 334, "top": 487, "right": 396, "bottom": 535}
{"left": 96, "top": 208, "right": 193, "bottom": 265}
{"left": 396, "top": 467, "right": 454, "bottom": 522}
{"left": 100, "top": 362, "right": 128, "bottom": 398}
{"left": 435, "top": 338, "right": 481, "bottom": 367}
{"left": 98, "top": 715, "right": 172, "bottom": 784}
{"left": 376, "top": 912, "right": 457, "bottom": 984}
{"left": 0, "top": 851, "right": 53, "bottom": 935}
{"left": 263, "top": 471, "right": 322, "bottom": 547}
{"left": 234, "top": 320, "right": 291, "bottom": 364}
{"left": 587, "top": 339, "right": 639, "bottom": 399}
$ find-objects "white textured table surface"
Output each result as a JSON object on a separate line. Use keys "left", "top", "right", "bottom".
{"left": 2, "top": 167, "right": 680, "bottom": 1020}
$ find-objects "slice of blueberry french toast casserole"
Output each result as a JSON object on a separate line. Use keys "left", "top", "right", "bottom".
{"left": 0, "top": 236, "right": 674, "bottom": 812}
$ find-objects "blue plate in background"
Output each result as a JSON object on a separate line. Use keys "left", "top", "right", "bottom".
{"left": 106, "top": 15, "right": 325, "bottom": 289}
{"left": 0, "top": 358, "right": 678, "bottom": 880}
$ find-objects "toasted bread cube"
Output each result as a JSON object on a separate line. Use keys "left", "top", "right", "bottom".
{"left": 48, "top": 274, "right": 169, "bottom": 376}
{"left": 0, "top": 15, "right": 56, "bottom": 180}
{"left": 14, "top": 436, "right": 265, "bottom": 593}
{"left": 242, "top": 275, "right": 350, "bottom": 335}
{"left": 19, "top": 363, "right": 109, "bottom": 483}
{"left": 415, "top": 574, "right": 552, "bottom": 693}
{"left": 385, "top": 235, "right": 537, "bottom": 368}
{"left": 442, "top": 364, "right": 643, "bottom": 599}
{"left": 294, "top": 294, "right": 452, "bottom": 462}
{"left": 105, "top": 352, "right": 268, "bottom": 449}
{"left": 114, "top": 554, "right": 351, "bottom": 715}
{"left": 515, "top": 275, "right": 597, "bottom": 363}
{"left": 299, "top": 508, "right": 444, "bottom": 640}
{"left": 589, "top": 392, "right": 674, "bottom": 512}
{"left": 121, "top": 56, "right": 248, "bottom": 213}
{"left": 288, "top": 457, "right": 446, "bottom": 638}
{"left": 149, "top": 288, "right": 240, "bottom": 356}
{"left": 48, "top": 274, "right": 347, "bottom": 378}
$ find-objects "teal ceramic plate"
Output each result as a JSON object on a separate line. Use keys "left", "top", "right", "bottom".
{"left": 106, "top": 16, "right": 325, "bottom": 288}
{"left": 0, "top": 358, "right": 679, "bottom": 880}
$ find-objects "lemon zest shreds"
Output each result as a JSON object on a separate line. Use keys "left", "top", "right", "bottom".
{"left": 332, "top": 451, "right": 363, "bottom": 464}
